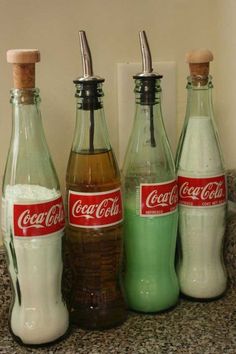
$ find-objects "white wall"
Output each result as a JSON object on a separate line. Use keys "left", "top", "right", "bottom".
{"left": 7, "top": 0, "right": 236, "bottom": 246}
{"left": 0, "top": 0, "right": 218, "bottom": 189}
{"left": 215, "top": 0, "right": 236, "bottom": 168}
{"left": 0, "top": 0, "right": 234, "bottom": 245}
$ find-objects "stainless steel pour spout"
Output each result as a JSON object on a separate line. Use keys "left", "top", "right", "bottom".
{"left": 135, "top": 31, "right": 160, "bottom": 148}
{"left": 139, "top": 31, "right": 153, "bottom": 75}
{"left": 79, "top": 31, "right": 93, "bottom": 78}
{"left": 135, "top": 30, "right": 160, "bottom": 78}
{"left": 76, "top": 30, "right": 103, "bottom": 82}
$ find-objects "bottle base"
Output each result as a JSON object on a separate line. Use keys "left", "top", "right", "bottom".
{"left": 180, "top": 287, "right": 227, "bottom": 302}
{"left": 127, "top": 297, "right": 179, "bottom": 314}
{"left": 9, "top": 323, "right": 70, "bottom": 348}
{"left": 71, "top": 307, "right": 127, "bottom": 330}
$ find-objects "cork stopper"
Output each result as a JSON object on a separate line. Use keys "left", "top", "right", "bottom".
{"left": 7, "top": 49, "right": 40, "bottom": 89}
{"left": 185, "top": 49, "right": 213, "bottom": 83}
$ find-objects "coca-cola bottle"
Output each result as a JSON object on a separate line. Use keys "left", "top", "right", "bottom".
{"left": 176, "top": 49, "right": 227, "bottom": 299}
{"left": 66, "top": 31, "right": 126, "bottom": 329}
{"left": 2, "top": 49, "right": 69, "bottom": 345}
{"left": 122, "top": 31, "right": 179, "bottom": 312}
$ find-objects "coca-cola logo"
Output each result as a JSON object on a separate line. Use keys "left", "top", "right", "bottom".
{"left": 140, "top": 180, "right": 178, "bottom": 216}
{"left": 72, "top": 197, "right": 120, "bottom": 219}
{"left": 14, "top": 197, "right": 65, "bottom": 237}
{"left": 146, "top": 185, "right": 178, "bottom": 208}
{"left": 69, "top": 188, "right": 123, "bottom": 228}
{"left": 178, "top": 175, "right": 226, "bottom": 207}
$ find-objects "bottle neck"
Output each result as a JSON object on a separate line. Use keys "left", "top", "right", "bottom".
{"left": 122, "top": 77, "right": 175, "bottom": 181}
{"left": 72, "top": 82, "right": 111, "bottom": 154}
{"left": 185, "top": 75, "right": 213, "bottom": 118}
{"left": 134, "top": 78, "right": 163, "bottom": 148}
{"left": 4, "top": 88, "right": 59, "bottom": 189}
{"left": 10, "top": 88, "right": 45, "bottom": 143}
{"left": 176, "top": 75, "right": 225, "bottom": 174}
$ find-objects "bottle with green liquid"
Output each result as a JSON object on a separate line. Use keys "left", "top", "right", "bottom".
{"left": 122, "top": 31, "right": 179, "bottom": 312}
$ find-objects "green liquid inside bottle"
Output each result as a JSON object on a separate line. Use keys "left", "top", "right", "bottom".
{"left": 124, "top": 195, "right": 179, "bottom": 312}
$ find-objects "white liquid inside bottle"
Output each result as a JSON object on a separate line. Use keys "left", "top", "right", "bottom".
{"left": 2, "top": 184, "right": 69, "bottom": 345}
{"left": 177, "top": 116, "right": 227, "bottom": 299}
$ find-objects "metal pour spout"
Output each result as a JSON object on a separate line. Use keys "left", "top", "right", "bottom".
{"left": 134, "top": 30, "right": 161, "bottom": 79}
{"left": 76, "top": 30, "right": 103, "bottom": 82}
{"left": 79, "top": 30, "right": 93, "bottom": 78}
{"left": 139, "top": 31, "right": 153, "bottom": 75}
{"left": 135, "top": 31, "right": 160, "bottom": 148}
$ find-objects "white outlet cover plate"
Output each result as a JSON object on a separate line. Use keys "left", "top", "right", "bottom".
{"left": 117, "top": 62, "right": 176, "bottom": 167}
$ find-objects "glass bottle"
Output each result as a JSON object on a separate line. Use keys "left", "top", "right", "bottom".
{"left": 66, "top": 31, "right": 126, "bottom": 329}
{"left": 122, "top": 31, "right": 179, "bottom": 312}
{"left": 2, "top": 49, "right": 69, "bottom": 346}
{"left": 176, "top": 49, "right": 227, "bottom": 299}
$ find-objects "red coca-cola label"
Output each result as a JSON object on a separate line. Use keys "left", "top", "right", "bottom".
{"left": 140, "top": 180, "right": 178, "bottom": 216}
{"left": 13, "top": 196, "right": 65, "bottom": 237}
{"left": 178, "top": 175, "right": 226, "bottom": 207}
{"left": 68, "top": 188, "right": 123, "bottom": 228}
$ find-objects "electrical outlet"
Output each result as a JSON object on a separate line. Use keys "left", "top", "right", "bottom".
{"left": 117, "top": 62, "right": 176, "bottom": 167}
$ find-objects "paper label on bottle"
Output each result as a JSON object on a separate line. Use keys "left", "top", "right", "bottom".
{"left": 140, "top": 180, "right": 178, "bottom": 216}
{"left": 68, "top": 188, "right": 123, "bottom": 228}
{"left": 13, "top": 196, "right": 65, "bottom": 237}
{"left": 178, "top": 175, "right": 227, "bottom": 207}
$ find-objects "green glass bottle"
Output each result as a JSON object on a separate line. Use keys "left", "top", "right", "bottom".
{"left": 122, "top": 31, "right": 179, "bottom": 312}
{"left": 176, "top": 50, "right": 227, "bottom": 299}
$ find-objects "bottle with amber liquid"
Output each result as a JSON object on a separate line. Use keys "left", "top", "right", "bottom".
{"left": 66, "top": 31, "right": 126, "bottom": 329}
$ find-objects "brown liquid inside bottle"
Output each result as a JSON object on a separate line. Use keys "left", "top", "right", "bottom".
{"left": 66, "top": 148, "right": 126, "bottom": 329}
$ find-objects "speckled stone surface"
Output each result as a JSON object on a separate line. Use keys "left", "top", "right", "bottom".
{"left": 0, "top": 171, "right": 236, "bottom": 353}
{"left": 1, "top": 231, "right": 236, "bottom": 354}
{"left": 227, "top": 169, "right": 236, "bottom": 202}
{"left": 225, "top": 211, "right": 236, "bottom": 287}
{"left": 0, "top": 286, "right": 235, "bottom": 354}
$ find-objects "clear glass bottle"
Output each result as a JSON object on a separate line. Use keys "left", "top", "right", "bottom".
{"left": 2, "top": 50, "right": 69, "bottom": 346}
{"left": 122, "top": 31, "right": 179, "bottom": 312}
{"left": 176, "top": 49, "right": 227, "bottom": 299}
{"left": 66, "top": 31, "right": 126, "bottom": 329}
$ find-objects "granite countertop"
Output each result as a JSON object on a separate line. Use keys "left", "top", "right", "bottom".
{"left": 0, "top": 171, "right": 236, "bottom": 353}
{"left": 0, "top": 245, "right": 235, "bottom": 354}
{"left": 1, "top": 215, "right": 236, "bottom": 354}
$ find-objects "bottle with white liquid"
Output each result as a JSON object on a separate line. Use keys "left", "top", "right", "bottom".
{"left": 2, "top": 49, "right": 69, "bottom": 345}
{"left": 176, "top": 49, "right": 227, "bottom": 299}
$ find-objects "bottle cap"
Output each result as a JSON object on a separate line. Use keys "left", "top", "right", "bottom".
{"left": 185, "top": 49, "right": 213, "bottom": 77}
{"left": 7, "top": 49, "right": 40, "bottom": 89}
